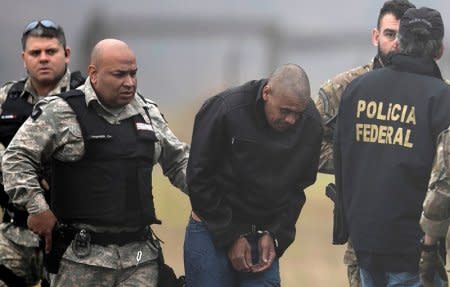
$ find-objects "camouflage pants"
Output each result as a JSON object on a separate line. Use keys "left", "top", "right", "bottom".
{"left": 0, "top": 228, "right": 43, "bottom": 286}
{"left": 344, "top": 241, "right": 361, "bottom": 287}
{"left": 50, "top": 258, "right": 159, "bottom": 287}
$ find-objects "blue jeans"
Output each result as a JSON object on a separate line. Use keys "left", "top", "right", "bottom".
{"left": 360, "top": 267, "right": 446, "bottom": 287}
{"left": 184, "top": 217, "right": 280, "bottom": 287}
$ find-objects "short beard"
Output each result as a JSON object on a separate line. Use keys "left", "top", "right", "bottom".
{"left": 377, "top": 46, "right": 390, "bottom": 65}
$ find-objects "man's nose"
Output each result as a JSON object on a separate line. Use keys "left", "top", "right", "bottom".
{"left": 392, "top": 38, "right": 400, "bottom": 51}
{"left": 123, "top": 75, "right": 136, "bottom": 86}
{"left": 39, "top": 52, "right": 50, "bottom": 62}
{"left": 285, "top": 114, "right": 297, "bottom": 125}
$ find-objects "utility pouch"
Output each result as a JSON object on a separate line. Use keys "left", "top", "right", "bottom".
{"left": 151, "top": 230, "right": 186, "bottom": 287}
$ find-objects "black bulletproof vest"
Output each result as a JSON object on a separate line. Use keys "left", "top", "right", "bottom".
{"left": 0, "top": 71, "right": 85, "bottom": 147}
{"left": 0, "top": 90, "right": 32, "bottom": 147}
{"left": 51, "top": 90, "right": 160, "bottom": 227}
{"left": 0, "top": 72, "right": 85, "bottom": 218}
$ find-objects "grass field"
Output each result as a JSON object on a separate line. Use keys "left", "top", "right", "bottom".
{"left": 152, "top": 169, "right": 348, "bottom": 286}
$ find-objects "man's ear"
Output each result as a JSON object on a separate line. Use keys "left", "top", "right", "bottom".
{"left": 21, "top": 52, "right": 26, "bottom": 69}
{"left": 371, "top": 28, "right": 380, "bottom": 47}
{"left": 262, "top": 84, "right": 271, "bottom": 101}
{"left": 88, "top": 64, "right": 97, "bottom": 84}
{"left": 435, "top": 45, "right": 444, "bottom": 60}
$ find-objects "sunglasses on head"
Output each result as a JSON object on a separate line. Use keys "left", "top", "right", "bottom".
{"left": 23, "top": 19, "right": 59, "bottom": 34}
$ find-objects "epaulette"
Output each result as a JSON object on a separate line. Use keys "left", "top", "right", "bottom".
{"left": 137, "top": 92, "right": 158, "bottom": 107}
{"left": 30, "top": 95, "right": 68, "bottom": 121}
{"left": 69, "top": 71, "right": 85, "bottom": 89}
{"left": 136, "top": 92, "right": 168, "bottom": 123}
{"left": 6, "top": 79, "right": 27, "bottom": 99}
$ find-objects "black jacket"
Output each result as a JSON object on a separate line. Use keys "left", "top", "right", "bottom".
{"left": 334, "top": 53, "right": 450, "bottom": 270}
{"left": 187, "top": 79, "right": 323, "bottom": 256}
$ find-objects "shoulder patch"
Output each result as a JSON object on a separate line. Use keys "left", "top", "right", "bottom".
{"left": 30, "top": 105, "right": 43, "bottom": 120}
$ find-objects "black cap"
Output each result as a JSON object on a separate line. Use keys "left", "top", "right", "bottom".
{"left": 400, "top": 7, "right": 444, "bottom": 40}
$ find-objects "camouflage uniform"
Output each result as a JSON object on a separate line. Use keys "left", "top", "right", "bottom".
{"left": 0, "top": 70, "right": 76, "bottom": 286}
{"left": 315, "top": 58, "right": 381, "bottom": 287}
{"left": 315, "top": 61, "right": 374, "bottom": 174}
{"left": 420, "top": 125, "right": 450, "bottom": 277}
{"left": 2, "top": 78, "right": 189, "bottom": 286}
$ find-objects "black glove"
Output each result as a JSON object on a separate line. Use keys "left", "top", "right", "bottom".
{"left": 419, "top": 249, "right": 448, "bottom": 287}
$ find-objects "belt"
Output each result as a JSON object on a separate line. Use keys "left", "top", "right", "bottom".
{"left": 58, "top": 225, "right": 150, "bottom": 246}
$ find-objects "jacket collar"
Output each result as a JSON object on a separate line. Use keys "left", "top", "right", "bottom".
{"left": 386, "top": 53, "right": 444, "bottom": 80}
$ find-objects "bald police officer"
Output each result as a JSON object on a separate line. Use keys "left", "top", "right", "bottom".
{"left": 2, "top": 39, "right": 189, "bottom": 287}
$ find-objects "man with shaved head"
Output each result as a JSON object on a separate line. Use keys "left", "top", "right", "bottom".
{"left": 1, "top": 38, "right": 189, "bottom": 286}
{"left": 184, "top": 63, "right": 323, "bottom": 286}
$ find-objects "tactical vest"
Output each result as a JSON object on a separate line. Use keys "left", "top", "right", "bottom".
{"left": 0, "top": 72, "right": 85, "bottom": 222}
{"left": 51, "top": 90, "right": 160, "bottom": 227}
{"left": 0, "top": 71, "right": 85, "bottom": 147}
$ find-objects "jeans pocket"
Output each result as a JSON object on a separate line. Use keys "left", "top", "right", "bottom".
{"left": 186, "top": 216, "right": 207, "bottom": 233}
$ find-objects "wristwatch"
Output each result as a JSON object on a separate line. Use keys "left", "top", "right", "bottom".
{"left": 420, "top": 237, "right": 438, "bottom": 252}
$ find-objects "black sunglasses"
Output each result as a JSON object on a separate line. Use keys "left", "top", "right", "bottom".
{"left": 23, "top": 19, "right": 59, "bottom": 34}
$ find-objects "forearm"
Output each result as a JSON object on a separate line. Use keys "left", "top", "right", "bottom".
{"left": 2, "top": 145, "right": 48, "bottom": 213}
{"left": 265, "top": 191, "right": 306, "bottom": 256}
{"left": 421, "top": 128, "right": 450, "bottom": 238}
{"left": 150, "top": 104, "right": 190, "bottom": 194}
{"left": 159, "top": 142, "right": 189, "bottom": 194}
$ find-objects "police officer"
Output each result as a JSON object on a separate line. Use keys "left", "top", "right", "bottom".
{"left": 0, "top": 19, "right": 84, "bottom": 287}
{"left": 316, "top": 1, "right": 416, "bottom": 286}
{"left": 334, "top": 7, "right": 450, "bottom": 287}
{"left": 184, "top": 64, "right": 323, "bottom": 286}
{"left": 419, "top": 125, "right": 450, "bottom": 287}
{"left": 2, "top": 39, "right": 189, "bottom": 287}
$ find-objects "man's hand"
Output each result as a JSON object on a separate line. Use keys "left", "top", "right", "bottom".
{"left": 27, "top": 209, "right": 57, "bottom": 254}
{"left": 40, "top": 178, "right": 50, "bottom": 191}
{"left": 228, "top": 237, "right": 253, "bottom": 272}
{"left": 251, "top": 233, "right": 276, "bottom": 273}
{"left": 419, "top": 250, "right": 448, "bottom": 287}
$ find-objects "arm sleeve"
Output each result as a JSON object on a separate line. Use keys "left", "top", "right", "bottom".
{"left": 315, "top": 86, "right": 336, "bottom": 174}
{"left": 331, "top": 93, "right": 349, "bottom": 244}
{"left": 2, "top": 98, "right": 76, "bottom": 214}
{"left": 265, "top": 120, "right": 322, "bottom": 256}
{"left": 151, "top": 105, "right": 190, "bottom": 194}
{"left": 187, "top": 96, "right": 241, "bottom": 247}
{"left": 420, "top": 128, "right": 450, "bottom": 238}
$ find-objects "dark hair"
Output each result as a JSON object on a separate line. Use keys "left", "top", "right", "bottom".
{"left": 398, "top": 7, "right": 444, "bottom": 58}
{"left": 21, "top": 22, "right": 66, "bottom": 51}
{"left": 377, "top": 0, "right": 416, "bottom": 29}
{"left": 398, "top": 29, "right": 442, "bottom": 58}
